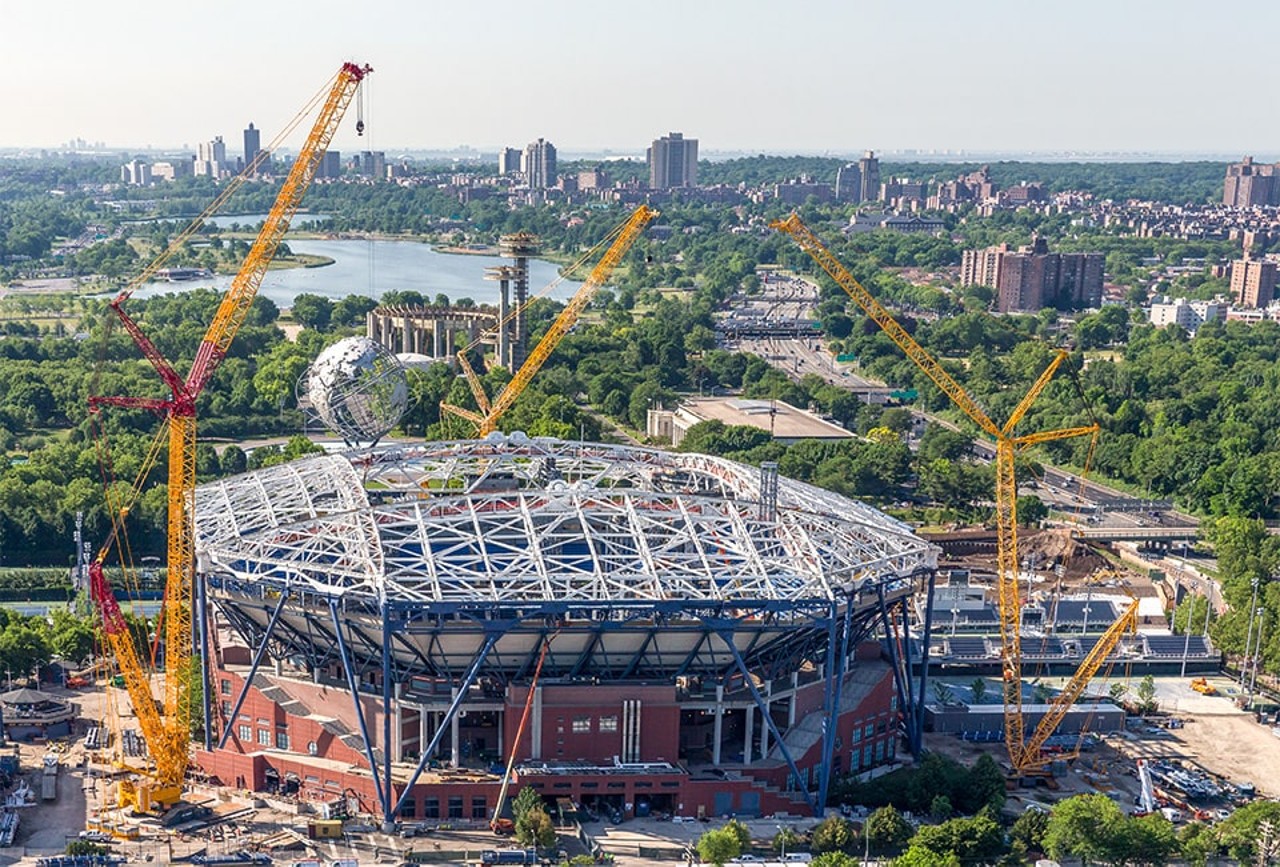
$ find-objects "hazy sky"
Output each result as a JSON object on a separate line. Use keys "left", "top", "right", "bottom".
{"left": 3, "top": 0, "right": 1277, "bottom": 156}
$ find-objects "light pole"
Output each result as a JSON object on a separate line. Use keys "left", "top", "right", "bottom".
{"left": 1248, "top": 607, "right": 1266, "bottom": 702}
{"left": 1242, "top": 577, "right": 1261, "bottom": 689}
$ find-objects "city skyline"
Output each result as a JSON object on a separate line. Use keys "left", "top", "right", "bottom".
{"left": 3, "top": 0, "right": 1280, "bottom": 155}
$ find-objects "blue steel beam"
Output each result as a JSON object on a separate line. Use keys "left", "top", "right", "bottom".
{"left": 817, "top": 601, "right": 844, "bottom": 812}
{"left": 914, "top": 570, "right": 937, "bottom": 756}
{"left": 381, "top": 599, "right": 394, "bottom": 827}
{"left": 196, "top": 571, "right": 213, "bottom": 752}
{"left": 392, "top": 632, "right": 499, "bottom": 818}
{"left": 329, "top": 598, "right": 387, "bottom": 816}
{"left": 714, "top": 627, "right": 821, "bottom": 816}
{"left": 217, "top": 589, "right": 292, "bottom": 750}
{"left": 876, "top": 583, "right": 910, "bottom": 736}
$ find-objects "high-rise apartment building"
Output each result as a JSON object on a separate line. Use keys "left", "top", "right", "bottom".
{"left": 1230, "top": 257, "right": 1277, "bottom": 307}
{"left": 196, "top": 136, "right": 228, "bottom": 178}
{"left": 578, "top": 167, "right": 609, "bottom": 190}
{"left": 316, "top": 151, "right": 341, "bottom": 180}
{"left": 647, "top": 132, "right": 698, "bottom": 190}
{"left": 960, "top": 237, "right": 1104, "bottom": 312}
{"left": 498, "top": 147, "right": 522, "bottom": 176}
{"left": 523, "top": 138, "right": 556, "bottom": 190}
{"left": 243, "top": 123, "right": 263, "bottom": 176}
{"left": 857, "top": 150, "right": 880, "bottom": 203}
{"left": 1224, "top": 157, "right": 1280, "bottom": 208}
{"left": 835, "top": 163, "right": 862, "bottom": 201}
{"left": 359, "top": 151, "right": 387, "bottom": 181}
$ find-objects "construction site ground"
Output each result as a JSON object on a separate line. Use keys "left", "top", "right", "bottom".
{"left": 927, "top": 673, "right": 1280, "bottom": 821}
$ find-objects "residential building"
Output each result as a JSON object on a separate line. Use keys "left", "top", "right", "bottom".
{"left": 647, "top": 132, "right": 698, "bottom": 190}
{"left": 150, "top": 158, "right": 192, "bottom": 181}
{"left": 522, "top": 138, "right": 556, "bottom": 189}
{"left": 1230, "top": 256, "right": 1277, "bottom": 307}
{"left": 316, "top": 151, "right": 341, "bottom": 180}
{"left": 880, "top": 178, "right": 927, "bottom": 205}
{"left": 578, "top": 167, "right": 609, "bottom": 190}
{"left": 121, "top": 159, "right": 151, "bottom": 186}
{"left": 1223, "top": 156, "right": 1280, "bottom": 208}
{"left": 835, "top": 163, "right": 862, "bottom": 202}
{"left": 196, "top": 136, "right": 228, "bottom": 178}
{"left": 773, "top": 177, "right": 833, "bottom": 204}
{"left": 960, "top": 237, "right": 1104, "bottom": 312}
{"left": 243, "top": 123, "right": 263, "bottom": 175}
{"left": 498, "top": 147, "right": 522, "bottom": 176}
{"left": 358, "top": 151, "right": 386, "bottom": 181}
{"left": 858, "top": 150, "right": 880, "bottom": 202}
{"left": 1147, "top": 297, "right": 1226, "bottom": 333}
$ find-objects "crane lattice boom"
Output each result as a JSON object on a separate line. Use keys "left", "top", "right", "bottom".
{"left": 772, "top": 213, "right": 1113, "bottom": 773}
{"left": 89, "top": 61, "right": 370, "bottom": 809}
{"left": 444, "top": 204, "right": 658, "bottom": 435}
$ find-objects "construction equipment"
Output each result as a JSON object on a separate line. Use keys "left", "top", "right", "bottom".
{"left": 1190, "top": 677, "right": 1217, "bottom": 695}
{"left": 443, "top": 204, "right": 658, "bottom": 435}
{"left": 772, "top": 213, "right": 1134, "bottom": 774}
{"left": 491, "top": 636, "right": 554, "bottom": 834}
{"left": 88, "top": 61, "right": 371, "bottom": 812}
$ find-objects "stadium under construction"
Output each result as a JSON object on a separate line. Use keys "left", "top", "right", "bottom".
{"left": 191, "top": 435, "right": 939, "bottom": 824}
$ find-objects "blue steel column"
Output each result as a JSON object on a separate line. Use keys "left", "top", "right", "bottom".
{"left": 876, "top": 584, "right": 910, "bottom": 730}
{"left": 381, "top": 599, "right": 395, "bottom": 829}
{"left": 898, "top": 597, "right": 916, "bottom": 741}
{"left": 329, "top": 597, "right": 388, "bottom": 816}
{"left": 714, "top": 625, "right": 820, "bottom": 816}
{"left": 393, "top": 632, "right": 499, "bottom": 816}
{"left": 816, "top": 600, "right": 844, "bottom": 814}
{"left": 196, "top": 572, "right": 213, "bottom": 752}
{"left": 217, "top": 588, "right": 291, "bottom": 750}
{"left": 914, "top": 569, "right": 937, "bottom": 755}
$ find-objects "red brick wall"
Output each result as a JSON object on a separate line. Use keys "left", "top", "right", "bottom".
{"left": 507, "top": 683, "right": 680, "bottom": 765}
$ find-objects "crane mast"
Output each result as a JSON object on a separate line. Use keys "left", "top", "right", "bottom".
{"left": 443, "top": 204, "right": 658, "bottom": 435}
{"left": 89, "top": 61, "right": 371, "bottom": 811}
{"left": 772, "top": 214, "right": 1120, "bottom": 774}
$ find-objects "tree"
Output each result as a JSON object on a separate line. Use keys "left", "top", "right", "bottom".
{"left": 811, "top": 854, "right": 858, "bottom": 867}
{"left": 893, "top": 846, "right": 959, "bottom": 867}
{"left": 514, "top": 805, "right": 556, "bottom": 849}
{"left": 512, "top": 786, "right": 543, "bottom": 823}
{"left": 1216, "top": 800, "right": 1280, "bottom": 863}
{"left": 696, "top": 827, "right": 742, "bottom": 867}
{"left": 864, "top": 805, "right": 912, "bottom": 855}
{"left": 929, "top": 794, "right": 952, "bottom": 821}
{"left": 1135, "top": 674, "right": 1159, "bottom": 715}
{"left": 772, "top": 826, "right": 800, "bottom": 856}
{"left": 291, "top": 293, "right": 333, "bottom": 331}
{"left": 910, "top": 813, "right": 1005, "bottom": 864}
{"left": 969, "top": 677, "right": 987, "bottom": 704}
{"left": 1044, "top": 794, "right": 1125, "bottom": 865}
{"left": 1009, "top": 808, "right": 1049, "bottom": 855}
{"left": 963, "top": 754, "right": 1007, "bottom": 814}
{"left": 723, "top": 819, "right": 752, "bottom": 853}
{"left": 1176, "top": 822, "right": 1217, "bottom": 867}
{"left": 810, "top": 815, "right": 855, "bottom": 853}
{"left": 1016, "top": 494, "right": 1048, "bottom": 526}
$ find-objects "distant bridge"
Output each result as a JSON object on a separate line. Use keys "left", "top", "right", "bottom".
{"left": 1071, "top": 525, "right": 1200, "bottom": 542}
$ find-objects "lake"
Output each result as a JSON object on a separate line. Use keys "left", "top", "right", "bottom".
{"left": 125, "top": 238, "right": 583, "bottom": 310}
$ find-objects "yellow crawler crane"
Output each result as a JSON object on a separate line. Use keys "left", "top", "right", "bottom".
{"left": 88, "top": 61, "right": 372, "bottom": 812}
{"left": 443, "top": 204, "right": 658, "bottom": 435}
{"left": 772, "top": 213, "right": 1135, "bottom": 774}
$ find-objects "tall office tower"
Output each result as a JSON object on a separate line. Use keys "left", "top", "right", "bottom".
{"left": 243, "top": 123, "right": 263, "bottom": 175}
{"left": 1231, "top": 256, "right": 1278, "bottom": 307}
{"left": 647, "top": 132, "right": 698, "bottom": 189}
{"left": 857, "top": 150, "right": 880, "bottom": 202}
{"left": 835, "top": 163, "right": 862, "bottom": 201}
{"left": 523, "top": 138, "right": 556, "bottom": 189}
{"left": 498, "top": 147, "right": 523, "bottom": 176}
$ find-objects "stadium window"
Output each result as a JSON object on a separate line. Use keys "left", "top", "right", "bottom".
{"left": 849, "top": 726, "right": 861, "bottom": 744}
{"left": 402, "top": 800, "right": 416, "bottom": 819}
{"left": 237, "top": 725, "right": 251, "bottom": 742}
{"left": 471, "top": 796, "right": 487, "bottom": 819}
{"left": 308, "top": 741, "right": 318, "bottom": 756}
{"left": 598, "top": 715, "right": 618, "bottom": 733}
{"left": 220, "top": 679, "right": 231, "bottom": 696}
{"left": 448, "top": 796, "right": 463, "bottom": 819}
{"left": 572, "top": 716, "right": 591, "bottom": 734}
{"left": 876, "top": 721, "right": 886, "bottom": 734}
{"left": 220, "top": 701, "right": 231, "bottom": 718}
{"left": 890, "top": 695, "right": 898, "bottom": 712}
{"left": 258, "top": 729, "right": 271, "bottom": 746}
{"left": 874, "top": 740, "right": 884, "bottom": 762}
{"left": 424, "top": 797, "right": 439, "bottom": 819}
{"left": 276, "top": 732, "right": 290, "bottom": 751}
{"left": 863, "top": 724, "right": 874, "bottom": 740}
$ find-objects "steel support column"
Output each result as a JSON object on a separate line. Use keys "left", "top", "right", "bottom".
{"left": 898, "top": 596, "right": 916, "bottom": 740}
{"left": 876, "top": 584, "right": 910, "bottom": 733}
{"left": 816, "top": 601, "right": 844, "bottom": 813}
{"left": 715, "top": 628, "right": 820, "bottom": 816}
{"left": 381, "top": 599, "right": 395, "bottom": 830}
{"left": 196, "top": 571, "right": 213, "bottom": 752}
{"left": 329, "top": 598, "right": 387, "bottom": 816}
{"left": 392, "top": 632, "right": 499, "bottom": 817}
{"left": 913, "top": 569, "right": 937, "bottom": 756}
{"left": 217, "top": 589, "right": 292, "bottom": 750}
